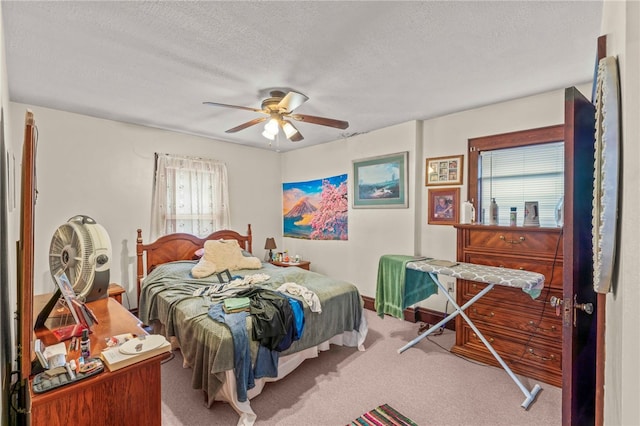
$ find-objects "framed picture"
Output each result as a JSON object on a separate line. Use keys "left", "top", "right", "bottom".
{"left": 428, "top": 187, "right": 460, "bottom": 225}
{"left": 523, "top": 201, "right": 540, "bottom": 227}
{"left": 352, "top": 151, "right": 408, "bottom": 208}
{"left": 425, "top": 155, "right": 463, "bottom": 186}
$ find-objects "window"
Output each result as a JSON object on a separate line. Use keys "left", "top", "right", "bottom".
{"left": 150, "top": 154, "right": 230, "bottom": 239}
{"left": 468, "top": 125, "right": 564, "bottom": 227}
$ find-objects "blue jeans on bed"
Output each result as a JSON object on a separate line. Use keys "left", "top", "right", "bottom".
{"left": 208, "top": 303, "right": 254, "bottom": 402}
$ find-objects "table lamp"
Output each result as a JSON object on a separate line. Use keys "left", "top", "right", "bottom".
{"left": 264, "top": 237, "right": 276, "bottom": 262}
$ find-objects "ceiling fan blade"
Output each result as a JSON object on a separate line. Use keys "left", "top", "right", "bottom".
{"left": 203, "top": 101, "right": 267, "bottom": 114}
{"left": 277, "top": 91, "right": 309, "bottom": 113}
{"left": 225, "top": 117, "right": 267, "bottom": 133}
{"left": 289, "top": 114, "right": 349, "bottom": 130}
{"left": 289, "top": 131, "right": 304, "bottom": 142}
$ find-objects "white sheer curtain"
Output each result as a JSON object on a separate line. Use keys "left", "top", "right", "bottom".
{"left": 150, "top": 154, "right": 230, "bottom": 240}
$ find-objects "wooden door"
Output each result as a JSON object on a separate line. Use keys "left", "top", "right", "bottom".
{"left": 562, "top": 86, "right": 597, "bottom": 425}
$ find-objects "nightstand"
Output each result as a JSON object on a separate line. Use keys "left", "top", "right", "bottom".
{"left": 270, "top": 260, "right": 311, "bottom": 271}
{"left": 108, "top": 283, "right": 126, "bottom": 304}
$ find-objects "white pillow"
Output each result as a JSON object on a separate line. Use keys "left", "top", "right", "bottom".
{"left": 191, "top": 239, "right": 261, "bottom": 278}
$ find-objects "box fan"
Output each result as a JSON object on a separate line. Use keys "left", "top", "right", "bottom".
{"left": 35, "top": 215, "right": 112, "bottom": 337}
{"left": 49, "top": 215, "right": 112, "bottom": 302}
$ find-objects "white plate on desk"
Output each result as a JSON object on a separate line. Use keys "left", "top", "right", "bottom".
{"left": 119, "top": 335, "right": 166, "bottom": 355}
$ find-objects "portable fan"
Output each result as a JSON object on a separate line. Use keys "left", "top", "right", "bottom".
{"left": 49, "top": 215, "right": 112, "bottom": 302}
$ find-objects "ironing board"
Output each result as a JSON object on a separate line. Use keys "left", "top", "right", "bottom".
{"left": 398, "top": 259, "right": 545, "bottom": 409}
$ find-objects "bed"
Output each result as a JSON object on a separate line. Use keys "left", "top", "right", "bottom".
{"left": 135, "top": 224, "right": 367, "bottom": 425}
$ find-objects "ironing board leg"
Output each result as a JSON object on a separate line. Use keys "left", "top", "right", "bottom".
{"left": 398, "top": 273, "right": 542, "bottom": 409}
{"left": 397, "top": 274, "right": 493, "bottom": 354}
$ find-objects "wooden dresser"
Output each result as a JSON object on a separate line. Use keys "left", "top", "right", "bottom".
{"left": 453, "top": 224, "right": 563, "bottom": 387}
{"left": 29, "top": 297, "right": 166, "bottom": 426}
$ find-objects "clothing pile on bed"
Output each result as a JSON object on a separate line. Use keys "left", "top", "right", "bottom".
{"left": 207, "top": 281, "right": 314, "bottom": 402}
{"left": 190, "top": 270, "right": 323, "bottom": 403}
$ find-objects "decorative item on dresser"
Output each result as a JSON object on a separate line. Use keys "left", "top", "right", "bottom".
{"left": 453, "top": 224, "right": 563, "bottom": 387}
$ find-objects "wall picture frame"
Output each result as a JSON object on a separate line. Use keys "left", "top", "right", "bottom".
{"left": 352, "top": 151, "right": 408, "bottom": 209}
{"left": 428, "top": 187, "right": 460, "bottom": 225}
{"left": 425, "top": 154, "right": 463, "bottom": 186}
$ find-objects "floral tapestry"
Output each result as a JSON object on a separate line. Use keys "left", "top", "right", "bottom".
{"left": 283, "top": 174, "right": 348, "bottom": 240}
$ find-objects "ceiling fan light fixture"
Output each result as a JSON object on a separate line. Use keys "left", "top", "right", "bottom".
{"left": 264, "top": 118, "right": 279, "bottom": 135}
{"left": 282, "top": 122, "right": 298, "bottom": 139}
{"left": 261, "top": 129, "right": 276, "bottom": 140}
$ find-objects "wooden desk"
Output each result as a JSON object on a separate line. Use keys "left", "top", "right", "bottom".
{"left": 29, "top": 297, "right": 165, "bottom": 426}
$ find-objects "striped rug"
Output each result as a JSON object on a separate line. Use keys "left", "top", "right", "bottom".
{"left": 349, "top": 404, "right": 418, "bottom": 426}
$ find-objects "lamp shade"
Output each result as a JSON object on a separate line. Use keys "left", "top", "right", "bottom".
{"left": 264, "top": 237, "right": 277, "bottom": 250}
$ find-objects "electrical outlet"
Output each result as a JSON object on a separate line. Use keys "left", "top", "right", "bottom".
{"left": 447, "top": 282, "right": 455, "bottom": 293}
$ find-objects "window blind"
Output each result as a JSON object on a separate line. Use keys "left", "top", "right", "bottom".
{"left": 479, "top": 142, "right": 564, "bottom": 227}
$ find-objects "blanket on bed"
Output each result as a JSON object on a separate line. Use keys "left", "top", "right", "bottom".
{"left": 375, "top": 255, "right": 439, "bottom": 319}
{"left": 138, "top": 261, "right": 364, "bottom": 405}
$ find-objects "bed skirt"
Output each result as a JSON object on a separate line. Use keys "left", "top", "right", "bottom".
{"left": 153, "top": 309, "right": 368, "bottom": 426}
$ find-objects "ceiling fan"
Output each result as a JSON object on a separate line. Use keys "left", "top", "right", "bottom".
{"left": 203, "top": 90, "right": 349, "bottom": 142}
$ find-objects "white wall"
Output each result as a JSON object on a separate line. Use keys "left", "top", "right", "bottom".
{"left": 281, "top": 121, "right": 420, "bottom": 299}
{"left": 7, "top": 103, "right": 283, "bottom": 309}
{"left": 600, "top": 1, "right": 640, "bottom": 425}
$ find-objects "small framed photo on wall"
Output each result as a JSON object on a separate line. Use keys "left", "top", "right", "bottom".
{"left": 428, "top": 187, "right": 460, "bottom": 225}
{"left": 425, "top": 155, "right": 463, "bottom": 186}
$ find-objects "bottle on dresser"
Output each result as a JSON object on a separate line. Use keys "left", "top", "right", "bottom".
{"left": 489, "top": 198, "right": 499, "bottom": 225}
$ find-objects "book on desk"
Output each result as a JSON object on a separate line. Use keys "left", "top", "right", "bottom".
{"left": 100, "top": 334, "right": 170, "bottom": 371}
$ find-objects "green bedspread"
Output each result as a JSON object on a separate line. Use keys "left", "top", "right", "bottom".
{"left": 138, "top": 261, "right": 364, "bottom": 406}
{"left": 375, "top": 255, "right": 438, "bottom": 319}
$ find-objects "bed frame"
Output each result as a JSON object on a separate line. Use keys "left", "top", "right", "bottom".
{"left": 135, "top": 224, "right": 253, "bottom": 306}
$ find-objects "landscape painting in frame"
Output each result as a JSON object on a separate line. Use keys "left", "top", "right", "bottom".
{"left": 352, "top": 151, "right": 408, "bottom": 208}
{"left": 283, "top": 174, "right": 348, "bottom": 240}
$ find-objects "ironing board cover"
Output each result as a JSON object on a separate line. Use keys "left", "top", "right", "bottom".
{"left": 406, "top": 259, "right": 545, "bottom": 299}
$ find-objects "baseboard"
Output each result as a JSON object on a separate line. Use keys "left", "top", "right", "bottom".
{"left": 361, "top": 295, "right": 455, "bottom": 331}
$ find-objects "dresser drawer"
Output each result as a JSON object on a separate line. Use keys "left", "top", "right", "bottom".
{"left": 466, "top": 300, "right": 562, "bottom": 341}
{"left": 458, "top": 280, "right": 563, "bottom": 313}
{"left": 455, "top": 323, "right": 562, "bottom": 386}
{"left": 461, "top": 227, "right": 563, "bottom": 257}
{"left": 461, "top": 252, "right": 563, "bottom": 289}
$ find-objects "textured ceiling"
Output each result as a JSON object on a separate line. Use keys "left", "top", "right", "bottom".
{"left": 2, "top": 1, "right": 602, "bottom": 152}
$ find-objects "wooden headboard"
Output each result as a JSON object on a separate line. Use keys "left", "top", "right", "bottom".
{"left": 135, "top": 224, "right": 253, "bottom": 306}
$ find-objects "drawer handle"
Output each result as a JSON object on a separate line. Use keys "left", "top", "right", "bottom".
{"left": 500, "top": 235, "right": 525, "bottom": 244}
{"left": 471, "top": 332, "right": 493, "bottom": 343}
{"left": 527, "top": 348, "right": 555, "bottom": 362}
{"left": 472, "top": 308, "right": 495, "bottom": 319}
{"left": 527, "top": 321, "right": 557, "bottom": 333}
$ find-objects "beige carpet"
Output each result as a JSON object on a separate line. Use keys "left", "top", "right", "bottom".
{"left": 160, "top": 309, "right": 561, "bottom": 425}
